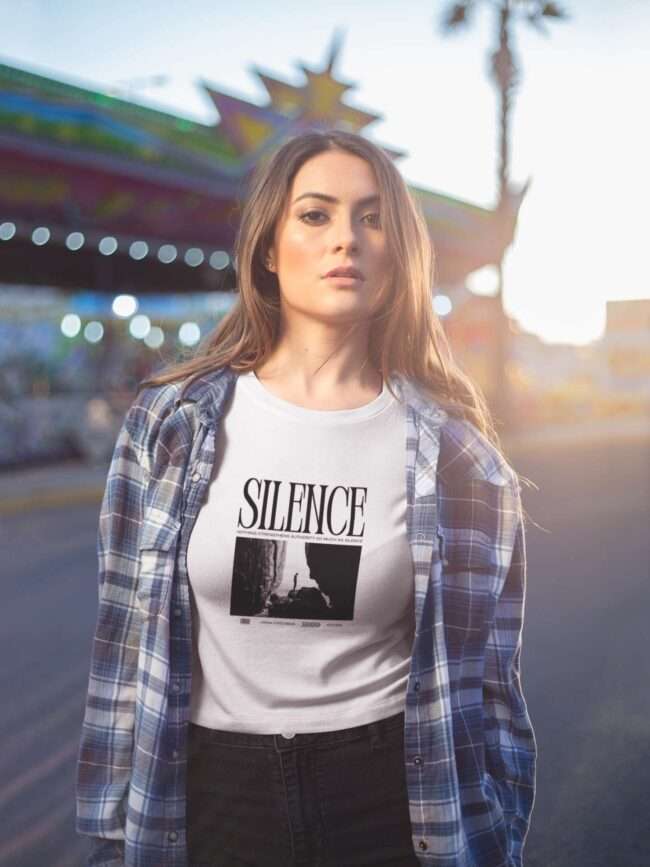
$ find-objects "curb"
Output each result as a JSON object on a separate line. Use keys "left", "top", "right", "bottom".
{"left": 0, "top": 485, "right": 105, "bottom": 517}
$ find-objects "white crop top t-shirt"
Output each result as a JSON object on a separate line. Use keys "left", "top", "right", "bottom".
{"left": 186, "top": 370, "right": 415, "bottom": 734}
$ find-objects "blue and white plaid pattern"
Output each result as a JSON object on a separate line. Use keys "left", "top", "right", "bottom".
{"left": 76, "top": 365, "right": 536, "bottom": 866}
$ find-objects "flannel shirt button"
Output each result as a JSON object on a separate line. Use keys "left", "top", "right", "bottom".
{"left": 171, "top": 681, "right": 180, "bottom": 693}
{"left": 171, "top": 749, "right": 179, "bottom": 759}
{"left": 413, "top": 755, "right": 423, "bottom": 766}
{"left": 173, "top": 607, "right": 182, "bottom": 618}
{"left": 192, "top": 471, "right": 201, "bottom": 482}
{"left": 418, "top": 840, "right": 428, "bottom": 851}
{"left": 168, "top": 831, "right": 178, "bottom": 843}
{"left": 413, "top": 680, "right": 421, "bottom": 692}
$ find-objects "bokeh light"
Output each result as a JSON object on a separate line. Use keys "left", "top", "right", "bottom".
{"left": 129, "top": 241, "right": 149, "bottom": 260}
{"left": 98, "top": 236, "right": 118, "bottom": 256}
{"left": 60, "top": 313, "right": 82, "bottom": 338}
{"left": 209, "top": 251, "right": 230, "bottom": 270}
{"left": 83, "top": 320, "right": 104, "bottom": 343}
{"left": 144, "top": 326, "right": 165, "bottom": 349}
{"left": 0, "top": 222, "right": 16, "bottom": 241}
{"left": 65, "top": 232, "right": 85, "bottom": 251}
{"left": 112, "top": 294, "right": 139, "bottom": 318}
{"left": 31, "top": 227, "right": 51, "bottom": 246}
{"left": 184, "top": 247, "right": 204, "bottom": 267}
{"left": 157, "top": 244, "right": 177, "bottom": 264}
{"left": 129, "top": 314, "right": 151, "bottom": 339}
{"left": 178, "top": 321, "right": 201, "bottom": 346}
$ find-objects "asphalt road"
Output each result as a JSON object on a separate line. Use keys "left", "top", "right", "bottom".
{"left": 513, "top": 435, "right": 650, "bottom": 867}
{"left": 1, "top": 435, "right": 648, "bottom": 867}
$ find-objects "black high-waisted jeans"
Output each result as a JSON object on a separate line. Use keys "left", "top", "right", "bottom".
{"left": 186, "top": 709, "right": 420, "bottom": 867}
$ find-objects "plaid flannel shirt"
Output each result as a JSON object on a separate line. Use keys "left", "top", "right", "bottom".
{"left": 76, "top": 365, "right": 536, "bottom": 867}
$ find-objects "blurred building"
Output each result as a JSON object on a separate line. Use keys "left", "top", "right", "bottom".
{"left": 437, "top": 285, "right": 500, "bottom": 399}
{"left": 600, "top": 299, "right": 650, "bottom": 399}
{"left": 0, "top": 37, "right": 524, "bottom": 296}
{"left": 437, "top": 281, "right": 650, "bottom": 427}
{"left": 0, "top": 35, "right": 535, "bottom": 463}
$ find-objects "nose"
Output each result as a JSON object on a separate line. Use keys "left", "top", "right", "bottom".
{"left": 331, "top": 214, "right": 360, "bottom": 254}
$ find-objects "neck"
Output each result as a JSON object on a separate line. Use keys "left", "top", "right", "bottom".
{"left": 255, "top": 318, "right": 380, "bottom": 396}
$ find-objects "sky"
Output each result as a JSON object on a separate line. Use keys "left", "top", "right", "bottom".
{"left": 1, "top": 0, "right": 648, "bottom": 346}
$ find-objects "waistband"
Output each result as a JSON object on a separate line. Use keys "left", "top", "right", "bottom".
{"left": 188, "top": 710, "right": 404, "bottom": 751}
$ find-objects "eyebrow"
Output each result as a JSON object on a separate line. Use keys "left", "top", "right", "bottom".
{"left": 292, "top": 192, "right": 380, "bottom": 207}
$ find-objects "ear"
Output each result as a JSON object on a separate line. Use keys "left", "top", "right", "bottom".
{"left": 264, "top": 245, "right": 276, "bottom": 273}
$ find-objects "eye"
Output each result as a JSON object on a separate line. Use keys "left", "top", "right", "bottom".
{"left": 297, "top": 209, "right": 382, "bottom": 228}
{"left": 298, "top": 209, "right": 328, "bottom": 224}
{"left": 362, "top": 212, "right": 381, "bottom": 228}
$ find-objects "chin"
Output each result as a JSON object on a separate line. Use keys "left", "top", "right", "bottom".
{"left": 323, "top": 296, "right": 370, "bottom": 313}
{"left": 286, "top": 293, "right": 370, "bottom": 321}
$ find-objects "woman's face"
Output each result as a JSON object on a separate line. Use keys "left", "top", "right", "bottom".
{"left": 267, "top": 149, "right": 390, "bottom": 325}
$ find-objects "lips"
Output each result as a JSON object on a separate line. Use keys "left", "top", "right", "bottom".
{"left": 324, "top": 266, "right": 364, "bottom": 280}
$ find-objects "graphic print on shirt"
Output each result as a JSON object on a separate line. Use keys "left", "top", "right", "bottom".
{"left": 231, "top": 475, "right": 365, "bottom": 621}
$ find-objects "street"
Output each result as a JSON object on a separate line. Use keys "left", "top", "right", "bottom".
{"left": 513, "top": 434, "right": 650, "bottom": 867}
{"left": 1, "top": 433, "right": 649, "bottom": 867}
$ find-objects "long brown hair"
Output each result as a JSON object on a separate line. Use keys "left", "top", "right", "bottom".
{"left": 139, "top": 129, "right": 504, "bottom": 453}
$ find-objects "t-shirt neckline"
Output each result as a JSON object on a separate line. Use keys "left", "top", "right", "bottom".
{"left": 237, "top": 370, "right": 395, "bottom": 426}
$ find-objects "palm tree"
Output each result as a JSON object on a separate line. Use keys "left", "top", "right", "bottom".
{"left": 438, "top": 1, "right": 569, "bottom": 432}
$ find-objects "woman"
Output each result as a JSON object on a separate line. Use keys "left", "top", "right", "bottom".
{"left": 76, "top": 130, "right": 537, "bottom": 867}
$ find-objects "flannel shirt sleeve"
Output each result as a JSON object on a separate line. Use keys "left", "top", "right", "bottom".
{"left": 75, "top": 410, "right": 149, "bottom": 866}
{"left": 482, "top": 481, "right": 537, "bottom": 867}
